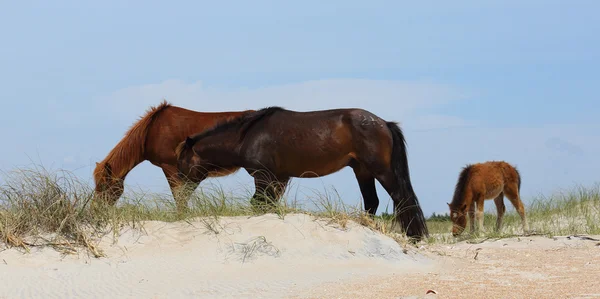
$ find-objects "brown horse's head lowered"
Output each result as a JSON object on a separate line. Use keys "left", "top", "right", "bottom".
{"left": 175, "top": 136, "right": 208, "bottom": 183}
{"left": 176, "top": 106, "right": 429, "bottom": 241}
{"left": 448, "top": 202, "right": 468, "bottom": 237}
{"left": 93, "top": 162, "right": 125, "bottom": 205}
{"left": 448, "top": 165, "right": 471, "bottom": 236}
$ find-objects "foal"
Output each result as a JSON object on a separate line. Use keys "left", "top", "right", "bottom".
{"left": 448, "top": 161, "right": 529, "bottom": 236}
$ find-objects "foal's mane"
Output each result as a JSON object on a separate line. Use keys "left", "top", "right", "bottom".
{"left": 175, "top": 106, "right": 284, "bottom": 160}
{"left": 450, "top": 164, "right": 473, "bottom": 208}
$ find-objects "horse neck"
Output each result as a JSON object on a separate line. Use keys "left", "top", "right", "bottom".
{"left": 106, "top": 156, "right": 143, "bottom": 182}
{"left": 221, "top": 141, "right": 243, "bottom": 163}
{"left": 450, "top": 190, "right": 471, "bottom": 211}
{"left": 203, "top": 135, "right": 244, "bottom": 166}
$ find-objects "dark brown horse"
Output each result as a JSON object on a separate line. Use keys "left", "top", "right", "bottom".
{"left": 175, "top": 107, "right": 429, "bottom": 240}
{"left": 448, "top": 160, "right": 529, "bottom": 236}
{"left": 93, "top": 100, "right": 253, "bottom": 211}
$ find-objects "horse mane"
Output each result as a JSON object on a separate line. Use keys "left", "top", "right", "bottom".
{"left": 94, "top": 100, "right": 171, "bottom": 181}
{"left": 174, "top": 140, "right": 187, "bottom": 162}
{"left": 175, "top": 106, "right": 284, "bottom": 160}
{"left": 450, "top": 164, "right": 473, "bottom": 208}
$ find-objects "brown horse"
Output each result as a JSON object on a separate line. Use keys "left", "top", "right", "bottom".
{"left": 93, "top": 100, "right": 253, "bottom": 211}
{"left": 447, "top": 161, "right": 529, "bottom": 236}
{"left": 175, "top": 106, "right": 429, "bottom": 240}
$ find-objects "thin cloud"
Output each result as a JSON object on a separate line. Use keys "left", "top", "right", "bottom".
{"left": 545, "top": 137, "right": 585, "bottom": 156}
{"left": 97, "top": 78, "right": 470, "bottom": 125}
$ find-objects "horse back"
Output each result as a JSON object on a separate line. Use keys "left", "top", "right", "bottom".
{"left": 144, "top": 105, "right": 250, "bottom": 163}
{"left": 239, "top": 108, "right": 390, "bottom": 176}
{"left": 249, "top": 108, "right": 390, "bottom": 144}
{"left": 470, "top": 161, "right": 519, "bottom": 199}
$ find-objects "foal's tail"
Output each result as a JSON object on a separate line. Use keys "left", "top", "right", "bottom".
{"left": 515, "top": 166, "right": 522, "bottom": 192}
{"left": 386, "top": 122, "right": 429, "bottom": 240}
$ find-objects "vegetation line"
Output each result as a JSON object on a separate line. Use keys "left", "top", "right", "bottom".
{"left": 1, "top": 164, "right": 599, "bottom": 256}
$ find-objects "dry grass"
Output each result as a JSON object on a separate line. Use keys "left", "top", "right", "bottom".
{"left": 0, "top": 165, "right": 105, "bottom": 256}
{"left": 1, "top": 164, "right": 599, "bottom": 256}
{"left": 0, "top": 165, "right": 305, "bottom": 256}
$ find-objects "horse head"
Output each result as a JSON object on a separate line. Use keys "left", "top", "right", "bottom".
{"left": 93, "top": 162, "right": 124, "bottom": 205}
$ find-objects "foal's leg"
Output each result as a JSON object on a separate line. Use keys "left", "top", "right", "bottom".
{"left": 162, "top": 164, "right": 198, "bottom": 213}
{"left": 474, "top": 194, "right": 485, "bottom": 233}
{"left": 504, "top": 183, "right": 529, "bottom": 234}
{"left": 493, "top": 192, "right": 506, "bottom": 233}
{"left": 468, "top": 202, "right": 476, "bottom": 233}
{"left": 351, "top": 163, "right": 379, "bottom": 216}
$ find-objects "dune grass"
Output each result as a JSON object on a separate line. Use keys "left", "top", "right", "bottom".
{"left": 423, "top": 184, "right": 600, "bottom": 244}
{"left": 1, "top": 165, "right": 599, "bottom": 257}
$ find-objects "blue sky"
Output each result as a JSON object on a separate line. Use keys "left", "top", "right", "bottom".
{"left": 1, "top": 1, "right": 599, "bottom": 216}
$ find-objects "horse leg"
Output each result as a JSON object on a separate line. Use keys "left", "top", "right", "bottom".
{"left": 351, "top": 163, "right": 379, "bottom": 216}
{"left": 250, "top": 170, "right": 288, "bottom": 212}
{"left": 162, "top": 165, "right": 198, "bottom": 213}
{"left": 272, "top": 177, "right": 290, "bottom": 203}
{"left": 474, "top": 194, "right": 485, "bottom": 233}
{"left": 468, "top": 201, "right": 476, "bottom": 234}
{"left": 493, "top": 192, "right": 506, "bottom": 233}
{"left": 366, "top": 167, "right": 422, "bottom": 237}
{"left": 504, "top": 183, "right": 529, "bottom": 234}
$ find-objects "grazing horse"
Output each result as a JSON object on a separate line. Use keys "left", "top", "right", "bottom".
{"left": 93, "top": 100, "right": 253, "bottom": 211}
{"left": 447, "top": 161, "right": 529, "bottom": 236}
{"left": 175, "top": 106, "right": 429, "bottom": 240}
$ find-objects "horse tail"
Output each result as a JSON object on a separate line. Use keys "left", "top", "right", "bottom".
{"left": 515, "top": 165, "right": 522, "bottom": 192}
{"left": 94, "top": 100, "right": 171, "bottom": 181}
{"left": 385, "top": 121, "right": 429, "bottom": 240}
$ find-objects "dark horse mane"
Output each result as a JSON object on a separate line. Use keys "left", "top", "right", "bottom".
{"left": 175, "top": 106, "right": 284, "bottom": 160}
{"left": 450, "top": 164, "right": 473, "bottom": 208}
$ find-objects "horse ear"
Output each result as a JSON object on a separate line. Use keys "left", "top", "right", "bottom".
{"left": 185, "top": 136, "right": 194, "bottom": 147}
{"left": 96, "top": 162, "right": 99, "bottom": 166}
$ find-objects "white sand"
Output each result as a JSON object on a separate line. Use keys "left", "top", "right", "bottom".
{"left": 0, "top": 213, "right": 433, "bottom": 298}
{"left": 5, "top": 214, "right": 599, "bottom": 298}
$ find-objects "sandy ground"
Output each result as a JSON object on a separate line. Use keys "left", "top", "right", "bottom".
{"left": 1, "top": 213, "right": 599, "bottom": 299}
{"left": 297, "top": 234, "right": 600, "bottom": 299}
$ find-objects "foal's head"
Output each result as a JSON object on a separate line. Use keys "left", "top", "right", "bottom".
{"left": 448, "top": 202, "right": 468, "bottom": 236}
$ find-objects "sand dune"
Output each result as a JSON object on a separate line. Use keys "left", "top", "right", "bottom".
{"left": 0, "top": 213, "right": 433, "bottom": 298}
{"left": 3, "top": 213, "right": 600, "bottom": 298}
